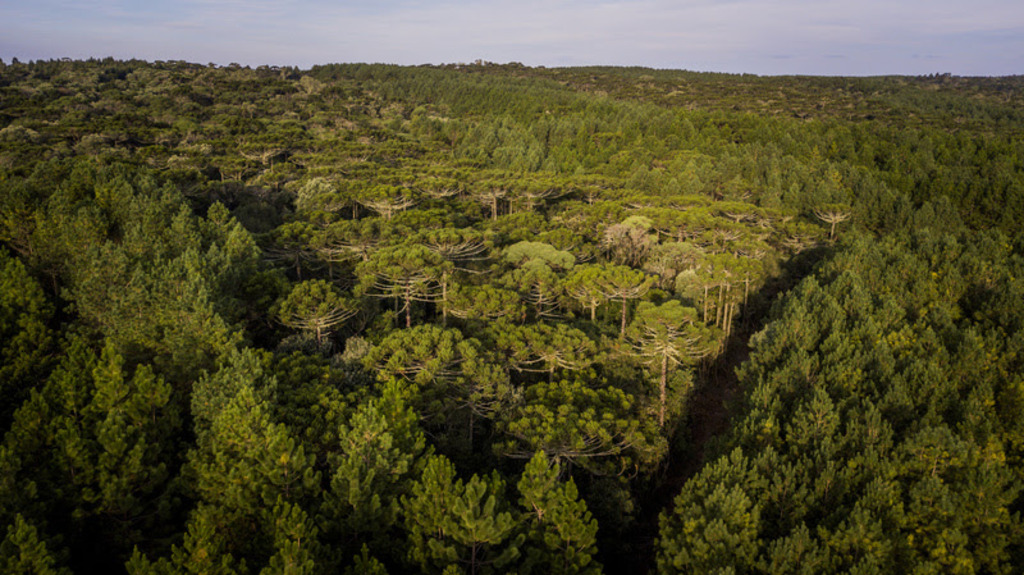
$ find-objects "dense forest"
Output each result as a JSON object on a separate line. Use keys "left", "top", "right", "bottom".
{"left": 1, "top": 57, "right": 1023, "bottom": 574}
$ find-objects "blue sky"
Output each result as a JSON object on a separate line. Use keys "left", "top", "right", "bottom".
{"left": 1, "top": 0, "right": 1022, "bottom": 76}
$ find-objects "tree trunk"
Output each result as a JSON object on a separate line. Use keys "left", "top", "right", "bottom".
{"left": 441, "top": 274, "right": 448, "bottom": 327}
{"left": 620, "top": 298, "right": 628, "bottom": 339}
{"left": 404, "top": 285, "right": 412, "bottom": 328}
{"left": 659, "top": 353, "right": 668, "bottom": 428}
{"left": 716, "top": 285, "right": 725, "bottom": 327}
{"left": 703, "top": 285, "right": 710, "bottom": 323}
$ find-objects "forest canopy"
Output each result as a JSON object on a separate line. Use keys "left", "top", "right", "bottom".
{"left": 1, "top": 57, "right": 1022, "bottom": 574}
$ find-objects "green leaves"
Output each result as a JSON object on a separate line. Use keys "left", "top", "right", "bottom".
{"left": 187, "top": 350, "right": 320, "bottom": 554}
{"left": 487, "top": 320, "right": 597, "bottom": 377}
{"left": 403, "top": 455, "right": 523, "bottom": 574}
{"left": 260, "top": 499, "right": 321, "bottom": 575}
{"left": 323, "top": 385, "right": 426, "bottom": 541}
{"left": 659, "top": 233, "right": 1024, "bottom": 574}
{"left": 0, "top": 249, "right": 55, "bottom": 426}
{"left": 657, "top": 450, "right": 765, "bottom": 574}
{"left": 564, "top": 264, "right": 611, "bottom": 322}
{"left": 503, "top": 241, "right": 576, "bottom": 271}
{"left": 190, "top": 385, "right": 318, "bottom": 516}
{"left": 356, "top": 185, "right": 419, "bottom": 220}
{"left": 447, "top": 284, "right": 524, "bottom": 322}
{"left": 355, "top": 244, "right": 448, "bottom": 328}
{"left": 30, "top": 164, "right": 253, "bottom": 383}
{"left": 365, "top": 325, "right": 470, "bottom": 386}
{"left": 629, "top": 300, "right": 720, "bottom": 427}
{"left": 26, "top": 338, "right": 176, "bottom": 520}
{"left": 0, "top": 515, "right": 71, "bottom": 575}
{"left": 497, "top": 377, "right": 658, "bottom": 473}
{"left": 364, "top": 326, "right": 514, "bottom": 453}
{"left": 517, "top": 452, "right": 601, "bottom": 575}
{"left": 127, "top": 504, "right": 243, "bottom": 575}
{"left": 275, "top": 279, "right": 357, "bottom": 345}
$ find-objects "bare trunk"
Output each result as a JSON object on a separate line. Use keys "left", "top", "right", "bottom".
{"left": 703, "top": 285, "right": 709, "bottom": 323}
{"left": 404, "top": 285, "right": 412, "bottom": 328}
{"left": 659, "top": 353, "right": 668, "bottom": 427}
{"left": 620, "top": 298, "right": 628, "bottom": 339}
{"left": 716, "top": 286, "right": 725, "bottom": 327}
{"left": 441, "top": 275, "right": 448, "bottom": 327}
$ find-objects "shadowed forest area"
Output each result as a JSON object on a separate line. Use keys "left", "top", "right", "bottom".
{"left": 1, "top": 58, "right": 1023, "bottom": 573}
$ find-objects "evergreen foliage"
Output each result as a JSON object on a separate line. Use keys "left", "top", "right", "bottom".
{"left": 0, "top": 58, "right": 1021, "bottom": 574}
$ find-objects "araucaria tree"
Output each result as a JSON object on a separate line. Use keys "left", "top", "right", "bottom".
{"left": 355, "top": 244, "right": 449, "bottom": 328}
{"left": 275, "top": 279, "right": 358, "bottom": 345}
{"left": 3, "top": 58, "right": 1021, "bottom": 575}
{"left": 629, "top": 301, "right": 720, "bottom": 427}
{"left": 813, "top": 203, "right": 852, "bottom": 241}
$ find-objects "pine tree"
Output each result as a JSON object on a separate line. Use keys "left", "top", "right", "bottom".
{"left": 657, "top": 450, "right": 764, "bottom": 574}
{"left": 4, "top": 337, "right": 179, "bottom": 556}
{"left": 403, "top": 455, "right": 524, "bottom": 574}
{"left": 126, "top": 504, "right": 244, "bottom": 575}
{"left": 517, "top": 452, "right": 601, "bottom": 574}
{"left": 182, "top": 350, "right": 320, "bottom": 566}
{"left": 0, "top": 249, "right": 55, "bottom": 428}
{"left": 321, "top": 383, "right": 426, "bottom": 554}
{"left": 343, "top": 545, "right": 389, "bottom": 575}
{"left": 261, "top": 499, "right": 321, "bottom": 575}
{"left": 190, "top": 383, "right": 319, "bottom": 518}
{"left": 0, "top": 515, "right": 71, "bottom": 575}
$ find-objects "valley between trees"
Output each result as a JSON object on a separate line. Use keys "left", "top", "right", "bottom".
{"left": 1, "top": 58, "right": 1023, "bottom": 573}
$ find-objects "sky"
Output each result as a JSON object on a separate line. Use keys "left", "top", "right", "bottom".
{"left": 1, "top": 0, "right": 1022, "bottom": 76}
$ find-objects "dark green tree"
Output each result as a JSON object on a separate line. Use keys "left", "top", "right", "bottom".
{"left": 497, "top": 376, "right": 662, "bottom": 474}
{"left": 356, "top": 244, "right": 449, "bottom": 328}
{"left": 0, "top": 250, "right": 55, "bottom": 427}
{"left": 321, "top": 382, "right": 427, "bottom": 550}
{"left": 628, "top": 301, "right": 719, "bottom": 427}
{"left": 274, "top": 279, "right": 358, "bottom": 346}
{"left": 516, "top": 451, "right": 601, "bottom": 574}
{"left": 403, "top": 455, "right": 524, "bottom": 575}
{"left": 0, "top": 515, "right": 71, "bottom": 575}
